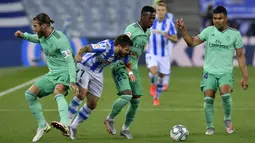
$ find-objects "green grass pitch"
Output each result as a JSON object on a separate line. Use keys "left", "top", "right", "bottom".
{"left": 0, "top": 66, "right": 254, "bottom": 143}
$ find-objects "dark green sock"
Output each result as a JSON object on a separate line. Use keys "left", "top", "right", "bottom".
{"left": 124, "top": 98, "right": 140, "bottom": 129}
{"left": 109, "top": 95, "right": 132, "bottom": 119}
{"left": 204, "top": 96, "right": 215, "bottom": 128}
{"left": 25, "top": 90, "right": 46, "bottom": 128}
{"left": 221, "top": 93, "right": 232, "bottom": 121}
{"left": 55, "top": 94, "right": 68, "bottom": 125}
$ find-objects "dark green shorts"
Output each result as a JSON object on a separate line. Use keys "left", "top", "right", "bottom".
{"left": 111, "top": 63, "right": 143, "bottom": 96}
{"left": 200, "top": 71, "right": 234, "bottom": 92}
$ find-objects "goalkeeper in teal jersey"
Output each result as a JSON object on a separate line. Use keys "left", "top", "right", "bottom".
{"left": 15, "top": 13, "right": 79, "bottom": 142}
{"left": 176, "top": 6, "right": 248, "bottom": 135}
{"left": 104, "top": 6, "right": 156, "bottom": 139}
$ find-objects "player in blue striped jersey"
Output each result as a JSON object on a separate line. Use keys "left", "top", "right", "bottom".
{"left": 145, "top": 2, "right": 178, "bottom": 105}
{"left": 67, "top": 34, "right": 135, "bottom": 140}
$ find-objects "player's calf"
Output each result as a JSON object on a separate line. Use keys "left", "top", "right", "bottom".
{"left": 68, "top": 88, "right": 86, "bottom": 125}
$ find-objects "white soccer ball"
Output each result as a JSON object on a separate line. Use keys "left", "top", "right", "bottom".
{"left": 170, "top": 125, "right": 189, "bottom": 141}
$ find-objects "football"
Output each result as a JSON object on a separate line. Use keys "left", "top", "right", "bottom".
{"left": 170, "top": 125, "right": 189, "bottom": 141}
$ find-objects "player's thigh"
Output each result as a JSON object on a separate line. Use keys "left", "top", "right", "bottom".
{"left": 158, "top": 56, "right": 170, "bottom": 75}
{"left": 218, "top": 73, "right": 234, "bottom": 94}
{"left": 86, "top": 92, "right": 100, "bottom": 110}
{"left": 76, "top": 68, "right": 90, "bottom": 92}
{"left": 130, "top": 70, "right": 144, "bottom": 96}
{"left": 111, "top": 67, "right": 131, "bottom": 95}
{"left": 200, "top": 72, "right": 218, "bottom": 93}
{"left": 34, "top": 75, "right": 55, "bottom": 98}
{"left": 53, "top": 74, "right": 70, "bottom": 96}
{"left": 145, "top": 53, "right": 157, "bottom": 72}
{"left": 87, "top": 72, "right": 103, "bottom": 98}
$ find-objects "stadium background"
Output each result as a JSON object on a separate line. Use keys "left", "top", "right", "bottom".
{"left": 1, "top": 0, "right": 255, "bottom": 67}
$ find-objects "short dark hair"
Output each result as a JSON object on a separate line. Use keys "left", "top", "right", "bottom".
{"left": 213, "top": 6, "right": 227, "bottom": 16}
{"left": 114, "top": 34, "right": 133, "bottom": 48}
{"left": 156, "top": 2, "right": 167, "bottom": 9}
{"left": 33, "top": 13, "right": 54, "bottom": 26}
{"left": 141, "top": 6, "right": 156, "bottom": 15}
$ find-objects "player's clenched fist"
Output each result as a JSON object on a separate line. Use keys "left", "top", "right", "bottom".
{"left": 176, "top": 18, "right": 185, "bottom": 30}
{"left": 74, "top": 54, "right": 83, "bottom": 63}
{"left": 14, "top": 30, "right": 24, "bottom": 38}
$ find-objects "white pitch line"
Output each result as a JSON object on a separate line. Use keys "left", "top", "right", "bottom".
{"left": 0, "top": 76, "right": 42, "bottom": 97}
{"left": 0, "top": 108, "right": 255, "bottom": 112}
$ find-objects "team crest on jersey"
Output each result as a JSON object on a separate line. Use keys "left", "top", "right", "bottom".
{"left": 61, "top": 49, "right": 71, "bottom": 58}
{"left": 125, "top": 32, "right": 131, "bottom": 37}
{"left": 95, "top": 44, "right": 101, "bottom": 48}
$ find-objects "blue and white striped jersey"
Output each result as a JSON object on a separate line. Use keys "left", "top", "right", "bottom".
{"left": 79, "top": 40, "right": 130, "bottom": 73}
{"left": 147, "top": 13, "right": 177, "bottom": 57}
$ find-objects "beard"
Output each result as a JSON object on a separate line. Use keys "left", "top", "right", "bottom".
{"left": 37, "top": 31, "right": 44, "bottom": 38}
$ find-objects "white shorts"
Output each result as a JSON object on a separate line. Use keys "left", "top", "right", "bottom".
{"left": 145, "top": 53, "right": 170, "bottom": 74}
{"left": 76, "top": 64, "right": 103, "bottom": 97}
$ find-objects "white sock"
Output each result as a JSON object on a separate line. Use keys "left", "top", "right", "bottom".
{"left": 68, "top": 96, "right": 83, "bottom": 126}
{"left": 106, "top": 115, "right": 114, "bottom": 121}
{"left": 71, "top": 104, "right": 92, "bottom": 129}
{"left": 163, "top": 71, "right": 171, "bottom": 85}
{"left": 149, "top": 72, "right": 157, "bottom": 85}
{"left": 155, "top": 77, "right": 164, "bottom": 99}
{"left": 122, "top": 124, "right": 129, "bottom": 130}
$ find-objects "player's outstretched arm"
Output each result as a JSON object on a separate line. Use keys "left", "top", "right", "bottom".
{"left": 14, "top": 31, "right": 40, "bottom": 43}
{"left": 176, "top": 18, "right": 203, "bottom": 47}
{"left": 236, "top": 48, "right": 248, "bottom": 90}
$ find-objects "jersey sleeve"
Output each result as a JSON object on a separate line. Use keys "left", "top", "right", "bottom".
{"left": 23, "top": 32, "right": 40, "bottom": 43}
{"left": 59, "top": 45, "right": 76, "bottom": 83}
{"left": 123, "top": 56, "right": 130, "bottom": 64}
{"left": 124, "top": 25, "right": 133, "bottom": 39}
{"left": 90, "top": 42, "right": 107, "bottom": 52}
{"left": 168, "top": 21, "right": 177, "bottom": 36}
{"left": 197, "top": 26, "right": 212, "bottom": 41}
{"left": 234, "top": 31, "right": 243, "bottom": 49}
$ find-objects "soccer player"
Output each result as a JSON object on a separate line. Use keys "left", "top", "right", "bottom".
{"left": 67, "top": 35, "right": 134, "bottom": 140}
{"left": 14, "top": 13, "right": 79, "bottom": 142}
{"left": 146, "top": 2, "right": 178, "bottom": 105}
{"left": 176, "top": 6, "right": 248, "bottom": 135}
{"left": 104, "top": 6, "right": 156, "bottom": 139}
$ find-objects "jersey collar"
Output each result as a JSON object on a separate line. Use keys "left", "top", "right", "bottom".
{"left": 136, "top": 22, "right": 147, "bottom": 33}
{"left": 46, "top": 28, "right": 55, "bottom": 40}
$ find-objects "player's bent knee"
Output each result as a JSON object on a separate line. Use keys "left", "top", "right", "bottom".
{"left": 203, "top": 89, "right": 215, "bottom": 98}
{"left": 158, "top": 72, "right": 165, "bottom": 78}
{"left": 25, "top": 90, "right": 37, "bottom": 102}
{"left": 28, "top": 85, "right": 40, "bottom": 95}
{"left": 219, "top": 84, "right": 232, "bottom": 95}
{"left": 132, "top": 95, "right": 141, "bottom": 99}
{"left": 149, "top": 66, "right": 158, "bottom": 75}
{"left": 120, "top": 94, "right": 132, "bottom": 101}
{"left": 121, "top": 90, "right": 132, "bottom": 95}
{"left": 54, "top": 84, "right": 66, "bottom": 95}
{"left": 204, "top": 96, "right": 215, "bottom": 104}
{"left": 77, "top": 92, "right": 86, "bottom": 100}
{"left": 87, "top": 102, "right": 97, "bottom": 110}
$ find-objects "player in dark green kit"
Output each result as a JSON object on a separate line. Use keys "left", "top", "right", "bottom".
{"left": 176, "top": 6, "right": 248, "bottom": 135}
{"left": 15, "top": 13, "right": 79, "bottom": 142}
{"left": 104, "top": 6, "right": 156, "bottom": 139}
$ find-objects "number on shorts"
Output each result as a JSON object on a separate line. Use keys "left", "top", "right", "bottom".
{"left": 77, "top": 69, "right": 85, "bottom": 78}
{"left": 116, "top": 72, "right": 127, "bottom": 82}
